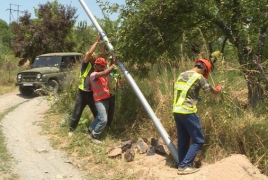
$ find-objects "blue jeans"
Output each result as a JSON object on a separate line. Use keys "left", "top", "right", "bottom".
{"left": 174, "top": 113, "right": 205, "bottom": 168}
{"left": 88, "top": 99, "right": 109, "bottom": 139}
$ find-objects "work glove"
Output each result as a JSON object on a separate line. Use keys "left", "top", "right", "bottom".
{"left": 215, "top": 84, "right": 223, "bottom": 92}
{"left": 112, "top": 64, "right": 118, "bottom": 71}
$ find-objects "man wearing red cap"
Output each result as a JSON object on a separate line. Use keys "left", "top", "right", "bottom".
{"left": 173, "top": 58, "right": 222, "bottom": 175}
{"left": 88, "top": 56, "right": 117, "bottom": 143}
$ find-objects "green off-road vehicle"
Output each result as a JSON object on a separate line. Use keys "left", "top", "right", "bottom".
{"left": 15, "top": 52, "right": 83, "bottom": 96}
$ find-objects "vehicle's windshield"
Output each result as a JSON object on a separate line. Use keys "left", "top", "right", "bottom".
{"left": 32, "top": 56, "right": 62, "bottom": 68}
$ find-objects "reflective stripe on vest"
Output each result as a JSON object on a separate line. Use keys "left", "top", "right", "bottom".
{"left": 79, "top": 63, "right": 92, "bottom": 90}
{"left": 172, "top": 72, "right": 201, "bottom": 114}
{"left": 91, "top": 76, "right": 110, "bottom": 101}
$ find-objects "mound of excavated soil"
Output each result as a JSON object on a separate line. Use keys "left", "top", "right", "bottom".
{"left": 128, "top": 153, "right": 268, "bottom": 180}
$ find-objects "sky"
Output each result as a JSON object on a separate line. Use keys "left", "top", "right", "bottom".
{"left": 1, "top": 0, "right": 125, "bottom": 25}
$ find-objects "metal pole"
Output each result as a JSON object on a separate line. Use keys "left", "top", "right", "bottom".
{"left": 78, "top": 0, "right": 179, "bottom": 163}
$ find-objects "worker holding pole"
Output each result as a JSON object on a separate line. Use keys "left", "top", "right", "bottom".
{"left": 88, "top": 56, "right": 118, "bottom": 144}
{"left": 173, "top": 59, "right": 222, "bottom": 175}
{"left": 68, "top": 35, "right": 100, "bottom": 136}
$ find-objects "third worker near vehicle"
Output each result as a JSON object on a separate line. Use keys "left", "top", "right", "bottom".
{"left": 107, "top": 55, "right": 122, "bottom": 127}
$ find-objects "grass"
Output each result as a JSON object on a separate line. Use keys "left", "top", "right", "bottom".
{"left": 0, "top": 86, "right": 17, "bottom": 95}
{"left": 41, "top": 111, "right": 142, "bottom": 179}
{"left": 40, "top": 56, "right": 268, "bottom": 178}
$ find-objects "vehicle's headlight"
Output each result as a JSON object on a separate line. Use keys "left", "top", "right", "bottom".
{"left": 36, "top": 74, "right": 41, "bottom": 79}
{"left": 17, "top": 74, "right": 21, "bottom": 79}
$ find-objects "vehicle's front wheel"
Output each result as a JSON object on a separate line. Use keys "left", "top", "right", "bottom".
{"left": 19, "top": 86, "right": 34, "bottom": 96}
{"left": 47, "top": 80, "right": 59, "bottom": 94}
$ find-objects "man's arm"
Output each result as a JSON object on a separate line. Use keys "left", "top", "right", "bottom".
{"left": 99, "top": 42, "right": 106, "bottom": 57}
{"left": 95, "top": 65, "right": 116, "bottom": 78}
{"left": 199, "top": 76, "right": 221, "bottom": 94}
{"left": 95, "top": 56, "right": 118, "bottom": 78}
{"left": 84, "top": 34, "right": 100, "bottom": 63}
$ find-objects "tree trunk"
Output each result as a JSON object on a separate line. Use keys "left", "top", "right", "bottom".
{"left": 239, "top": 44, "right": 263, "bottom": 108}
{"left": 245, "top": 71, "right": 263, "bottom": 108}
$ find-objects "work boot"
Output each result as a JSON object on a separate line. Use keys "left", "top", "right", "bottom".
{"left": 89, "top": 131, "right": 102, "bottom": 144}
{"left": 68, "top": 131, "right": 73, "bottom": 137}
{"left": 177, "top": 166, "right": 199, "bottom": 175}
{"left": 90, "top": 134, "right": 102, "bottom": 144}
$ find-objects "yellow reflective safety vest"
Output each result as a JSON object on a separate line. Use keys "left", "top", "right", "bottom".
{"left": 108, "top": 70, "right": 121, "bottom": 95}
{"left": 78, "top": 63, "right": 92, "bottom": 91}
{"left": 173, "top": 72, "right": 202, "bottom": 114}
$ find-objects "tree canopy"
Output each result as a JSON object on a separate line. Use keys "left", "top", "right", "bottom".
{"left": 0, "top": 19, "right": 12, "bottom": 48}
{"left": 4, "top": 0, "right": 268, "bottom": 106}
{"left": 10, "top": 0, "right": 78, "bottom": 62}
{"left": 108, "top": 0, "right": 268, "bottom": 107}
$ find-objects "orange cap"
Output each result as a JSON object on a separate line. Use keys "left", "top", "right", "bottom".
{"left": 195, "top": 59, "right": 211, "bottom": 79}
{"left": 95, "top": 57, "right": 106, "bottom": 67}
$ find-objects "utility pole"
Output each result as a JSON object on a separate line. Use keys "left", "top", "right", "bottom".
{"left": 6, "top": 4, "right": 23, "bottom": 24}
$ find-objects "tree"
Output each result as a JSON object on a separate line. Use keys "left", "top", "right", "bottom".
{"left": 10, "top": 0, "right": 78, "bottom": 62}
{"left": 74, "top": 21, "right": 92, "bottom": 53}
{"left": 196, "top": 0, "right": 268, "bottom": 107}
{"left": 113, "top": 0, "right": 268, "bottom": 107}
{"left": 0, "top": 19, "right": 12, "bottom": 48}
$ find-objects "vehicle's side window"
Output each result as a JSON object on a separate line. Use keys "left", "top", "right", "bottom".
{"left": 61, "top": 56, "right": 70, "bottom": 68}
{"left": 60, "top": 55, "right": 82, "bottom": 69}
{"left": 74, "top": 55, "right": 82, "bottom": 63}
{"left": 70, "top": 56, "right": 76, "bottom": 64}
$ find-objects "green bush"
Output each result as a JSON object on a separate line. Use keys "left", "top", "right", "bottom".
{"left": 0, "top": 52, "right": 22, "bottom": 94}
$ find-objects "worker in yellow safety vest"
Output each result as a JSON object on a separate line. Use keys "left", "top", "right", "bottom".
{"left": 173, "top": 58, "right": 222, "bottom": 175}
{"left": 68, "top": 34, "right": 101, "bottom": 136}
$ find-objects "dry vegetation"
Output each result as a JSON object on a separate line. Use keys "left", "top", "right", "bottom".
{"left": 0, "top": 55, "right": 24, "bottom": 95}
{"left": 37, "top": 58, "right": 268, "bottom": 179}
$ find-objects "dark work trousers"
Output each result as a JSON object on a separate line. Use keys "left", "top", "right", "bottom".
{"left": 107, "top": 94, "right": 116, "bottom": 126}
{"left": 69, "top": 89, "right": 97, "bottom": 132}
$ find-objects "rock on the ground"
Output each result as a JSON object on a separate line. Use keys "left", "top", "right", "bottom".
{"left": 124, "top": 149, "right": 135, "bottom": 162}
{"left": 108, "top": 147, "right": 122, "bottom": 158}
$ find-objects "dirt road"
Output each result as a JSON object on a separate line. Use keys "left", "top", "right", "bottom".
{"left": 0, "top": 90, "right": 84, "bottom": 180}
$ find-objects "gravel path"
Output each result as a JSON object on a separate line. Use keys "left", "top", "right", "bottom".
{"left": 0, "top": 91, "right": 84, "bottom": 180}
{"left": 0, "top": 91, "right": 29, "bottom": 113}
